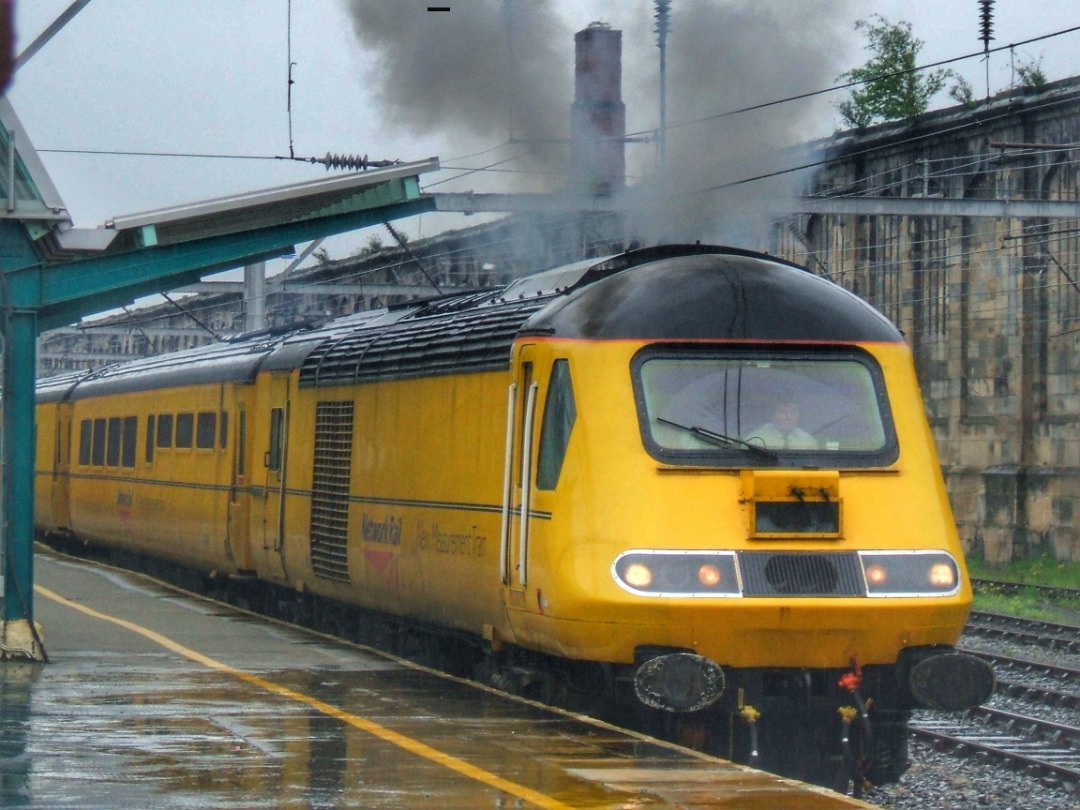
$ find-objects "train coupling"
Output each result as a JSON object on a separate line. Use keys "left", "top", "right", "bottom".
{"left": 633, "top": 650, "right": 726, "bottom": 712}
{"left": 903, "top": 649, "right": 996, "bottom": 711}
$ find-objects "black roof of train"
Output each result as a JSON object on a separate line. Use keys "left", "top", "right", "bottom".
{"left": 522, "top": 247, "right": 902, "bottom": 342}
{"left": 38, "top": 245, "right": 903, "bottom": 400}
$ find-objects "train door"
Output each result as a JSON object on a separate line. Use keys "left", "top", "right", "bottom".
{"left": 261, "top": 374, "right": 291, "bottom": 580}
{"left": 226, "top": 394, "right": 254, "bottom": 572}
{"left": 502, "top": 344, "right": 539, "bottom": 610}
{"left": 50, "top": 401, "right": 73, "bottom": 531}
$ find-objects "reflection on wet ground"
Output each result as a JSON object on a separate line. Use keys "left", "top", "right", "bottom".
{"left": 0, "top": 551, "right": 869, "bottom": 809}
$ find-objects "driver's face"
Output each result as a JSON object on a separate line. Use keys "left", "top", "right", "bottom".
{"left": 775, "top": 404, "right": 799, "bottom": 429}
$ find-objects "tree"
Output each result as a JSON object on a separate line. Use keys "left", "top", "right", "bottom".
{"left": 837, "top": 16, "right": 953, "bottom": 129}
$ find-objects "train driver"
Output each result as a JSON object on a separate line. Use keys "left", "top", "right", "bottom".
{"left": 745, "top": 401, "right": 818, "bottom": 450}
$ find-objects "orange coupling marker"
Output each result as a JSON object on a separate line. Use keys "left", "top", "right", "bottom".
{"left": 838, "top": 656, "right": 863, "bottom": 692}
{"left": 738, "top": 705, "right": 761, "bottom": 724}
{"left": 838, "top": 671, "right": 862, "bottom": 691}
{"left": 838, "top": 705, "right": 859, "bottom": 725}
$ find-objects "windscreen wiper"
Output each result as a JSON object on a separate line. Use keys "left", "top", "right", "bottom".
{"left": 657, "top": 417, "right": 779, "bottom": 460}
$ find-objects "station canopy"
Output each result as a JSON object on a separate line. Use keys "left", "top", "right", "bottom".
{"left": 0, "top": 96, "right": 439, "bottom": 262}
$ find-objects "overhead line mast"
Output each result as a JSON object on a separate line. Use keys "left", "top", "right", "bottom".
{"left": 979, "top": 0, "right": 995, "bottom": 99}
{"left": 654, "top": 0, "right": 671, "bottom": 170}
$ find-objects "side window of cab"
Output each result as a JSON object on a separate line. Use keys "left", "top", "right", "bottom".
{"left": 536, "top": 359, "right": 576, "bottom": 491}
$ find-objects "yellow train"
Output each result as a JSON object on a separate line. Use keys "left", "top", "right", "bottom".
{"left": 35, "top": 244, "right": 993, "bottom": 789}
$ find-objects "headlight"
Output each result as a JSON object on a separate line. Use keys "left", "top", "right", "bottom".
{"left": 613, "top": 551, "right": 741, "bottom": 597}
{"left": 858, "top": 551, "right": 960, "bottom": 597}
{"left": 624, "top": 562, "right": 654, "bottom": 589}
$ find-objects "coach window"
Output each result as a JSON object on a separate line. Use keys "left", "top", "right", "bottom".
{"left": 268, "top": 407, "right": 284, "bottom": 472}
{"left": 196, "top": 411, "right": 216, "bottom": 449}
{"left": 537, "top": 360, "right": 576, "bottom": 490}
{"left": 90, "top": 418, "right": 107, "bottom": 466}
{"left": 106, "top": 417, "right": 122, "bottom": 467}
{"left": 175, "top": 413, "right": 194, "bottom": 449}
{"left": 146, "top": 415, "right": 155, "bottom": 463}
{"left": 219, "top": 411, "right": 228, "bottom": 449}
{"left": 122, "top": 416, "right": 137, "bottom": 468}
{"left": 78, "top": 421, "right": 92, "bottom": 466}
{"left": 156, "top": 413, "right": 174, "bottom": 448}
{"left": 79, "top": 419, "right": 92, "bottom": 466}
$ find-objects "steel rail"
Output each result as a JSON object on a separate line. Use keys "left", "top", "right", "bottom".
{"left": 965, "top": 611, "right": 1080, "bottom": 654}
{"left": 965, "top": 705, "right": 1080, "bottom": 748}
{"left": 908, "top": 718, "right": 1080, "bottom": 787}
{"left": 994, "top": 679, "right": 1080, "bottom": 710}
{"left": 971, "top": 578, "right": 1080, "bottom": 604}
{"left": 958, "top": 647, "right": 1080, "bottom": 685}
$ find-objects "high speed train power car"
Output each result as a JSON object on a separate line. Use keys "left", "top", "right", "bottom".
{"left": 35, "top": 244, "right": 994, "bottom": 789}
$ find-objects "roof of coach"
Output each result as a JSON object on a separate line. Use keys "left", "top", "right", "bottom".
{"left": 46, "top": 336, "right": 282, "bottom": 400}
{"left": 36, "top": 370, "right": 85, "bottom": 403}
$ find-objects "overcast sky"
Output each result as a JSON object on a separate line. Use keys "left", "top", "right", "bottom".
{"left": 9, "top": 0, "right": 1080, "bottom": 272}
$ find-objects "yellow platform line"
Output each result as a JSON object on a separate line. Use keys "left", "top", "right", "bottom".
{"left": 36, "top": 584, "right": 577, "bottom": 810}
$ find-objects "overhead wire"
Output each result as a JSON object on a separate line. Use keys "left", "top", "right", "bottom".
{"left": 381, "top": 21, "right": 1080, "bottom": 187}
{"left": 36, "top": 23, "right": 1080, "bottom": 191}
{"left": 33, "top": 18, "right": 1080, "bottom": 370}
{"left": 624, "top": 23, "right": 1080, "bottom": 142}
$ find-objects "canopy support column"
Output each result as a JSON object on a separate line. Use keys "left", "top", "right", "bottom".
{"left": 1, "top": 306, "right": 45, "bottom": 660}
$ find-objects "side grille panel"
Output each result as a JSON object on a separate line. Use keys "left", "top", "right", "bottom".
{"left": 310, "top": 400, "right": 354, "bottom": 583}
{"left": 738, "top": 552, "right": 864, "bottom": 596}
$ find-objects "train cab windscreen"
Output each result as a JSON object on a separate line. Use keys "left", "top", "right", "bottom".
{"left": 634, "top": 349, "right": 897, "bottom": 467}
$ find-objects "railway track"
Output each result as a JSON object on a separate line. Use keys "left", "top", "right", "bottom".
{"left": 962, "top": 648, "right": 1079, "bottom": 688}
{"left": 971, "top": 578, "right": 1080, "bottom": 605}
{"left": 979, "top": 650, "right": 1080, "bottom": 711}
{"left": 964, "top": 610, "right": 1080, "bottom": 654}
{"left": 909, "top": 706, "right": 1080, "bottom": 788}
{"left": 893, "top": 610, "right": 1080, "bottom": 794}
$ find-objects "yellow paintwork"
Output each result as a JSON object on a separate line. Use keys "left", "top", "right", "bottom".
{"left": 495, "top": 339, "right": 971, "bottom": 667}
{"left": 34, "top": 331, "right": 971, "bottom": 673}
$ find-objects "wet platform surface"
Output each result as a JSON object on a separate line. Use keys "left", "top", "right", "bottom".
{"left": 0, "top": 547, "right": 874, "bottom": 809}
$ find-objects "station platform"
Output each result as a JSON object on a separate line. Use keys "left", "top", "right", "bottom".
{"left": 0, "top": 546, "right": 875, "bottom": 809}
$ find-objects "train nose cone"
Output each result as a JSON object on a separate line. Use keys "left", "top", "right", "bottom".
{"left": 908, "top": 652, "right": 996, "bottom": 711}
{"left": 634, "top": 653, "right": 725, "bottom": 712}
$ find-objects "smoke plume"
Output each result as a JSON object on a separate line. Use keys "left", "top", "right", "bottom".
{"left": 346, "top": 0, "right": 857, "bottom": 244}
{"left": 346, "top": 1, "right": 571, "bottom": 191}
{"left": 626, "top": 0, "right": 857, "bottom": 246}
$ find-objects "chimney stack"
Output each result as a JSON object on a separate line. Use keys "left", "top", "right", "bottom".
{"left": 570, "top": 23, "right": 625, "bottom": 196}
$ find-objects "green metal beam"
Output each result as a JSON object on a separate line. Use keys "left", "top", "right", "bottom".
{"left": 36, "top": 247, "right": 288, "bottom": 332}
{"left": 30, "top": 195, "right": 437, "bottom": 326}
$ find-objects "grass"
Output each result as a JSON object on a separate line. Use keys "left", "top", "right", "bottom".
{"left": 966, "top": 552, "right": 1080, "bottom": 589}
{"left": 965, "top": 552, "right": 1080, "bottom": 625}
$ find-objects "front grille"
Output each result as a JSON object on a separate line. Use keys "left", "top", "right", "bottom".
{"left": 738, "top": 552, "right": 863, "bottom": 596}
